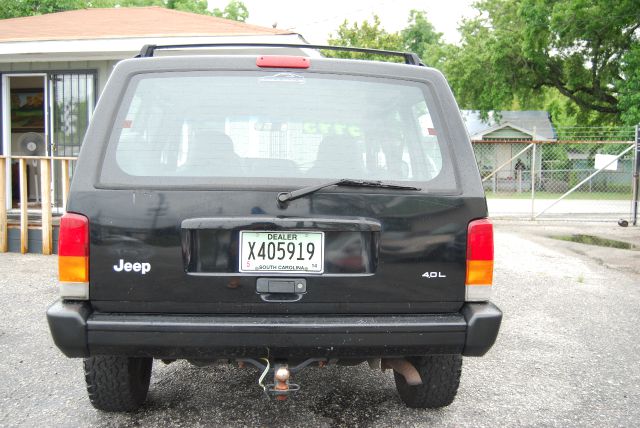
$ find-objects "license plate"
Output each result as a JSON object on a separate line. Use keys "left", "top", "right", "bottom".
{"left": 239, "top": 231, "right": 324, "bottom": 274}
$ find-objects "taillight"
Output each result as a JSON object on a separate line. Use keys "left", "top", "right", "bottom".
{"left": 58, "top": 213, "right": 89, "bottom": 299}
{"left": 465, "top": 218, "right": 493, "bottom": 301}
{"left": 256, "top": 55, "right": 310, "bottom": 69}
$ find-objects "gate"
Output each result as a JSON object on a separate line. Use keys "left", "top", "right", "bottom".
{"left": 474, "top": 126, "right": 638, "bottom": 222}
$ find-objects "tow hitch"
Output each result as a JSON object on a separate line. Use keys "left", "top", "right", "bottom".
{"left": 238, "top": 358, "right": 326, "bottom": 400}
{"left": 236, "top": 357, "right": 422, "bottom": 400}
{"left": 270, "top": 364, "right": 299, "bottom": 400}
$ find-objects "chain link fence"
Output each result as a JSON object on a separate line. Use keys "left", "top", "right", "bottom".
{"left": 472, "top": 126, "right": 637, "bottom": 220}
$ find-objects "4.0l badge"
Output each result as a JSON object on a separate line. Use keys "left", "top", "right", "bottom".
{"left": 422, "top": 271, "right": 446, "bottom": 278}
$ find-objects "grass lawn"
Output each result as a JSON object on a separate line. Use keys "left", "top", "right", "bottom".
{"left": 485, "top": 191, "right": 632, "bottom": 200}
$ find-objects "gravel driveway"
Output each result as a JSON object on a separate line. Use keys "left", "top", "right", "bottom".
{"left": 1, "top": 225, "right": 638, "bottom": 427}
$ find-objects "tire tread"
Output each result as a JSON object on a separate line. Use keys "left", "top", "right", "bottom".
{"left": 84, "top": 356, "right": 152, "bottom": 412}
{"left": 394, "top": 355, "right": 462, "bottom": 408}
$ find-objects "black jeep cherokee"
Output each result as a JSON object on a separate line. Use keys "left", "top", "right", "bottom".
{"left": 47, "top": 44, "right": 502, "bottom": 412}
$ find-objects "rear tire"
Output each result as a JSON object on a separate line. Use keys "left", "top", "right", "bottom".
{"left": 393, "top": 355, "right": 462, "bottom": 408}
{"left": 84, "top": 356, "right": 152, "bottom": 412}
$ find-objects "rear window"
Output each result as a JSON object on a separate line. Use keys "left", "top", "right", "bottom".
{"left": 100, "top": 71, "right": 456, "bottom": 189}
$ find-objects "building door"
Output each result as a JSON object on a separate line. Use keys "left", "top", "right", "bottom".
{"left": 1, "top": 73, "right": 48, "bottom": 210}
{"left": 48, "top": 72, "right": 96, "bottom": 210}
{"left": 2, "top": 72, "right": 96, "bottom": 211}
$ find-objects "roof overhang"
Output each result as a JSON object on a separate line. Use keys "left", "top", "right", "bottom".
{"left": 0, "top": 33, "right": 312, "bottom": 63}
{"left": 470, "top": 121, "right": 554, "bottom": 142}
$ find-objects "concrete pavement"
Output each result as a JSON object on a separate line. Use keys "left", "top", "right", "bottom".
{"left": 1, "top": 222, "right": 639, "bottom": 427}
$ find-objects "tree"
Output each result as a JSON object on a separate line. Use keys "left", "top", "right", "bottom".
{"left": 326, "top": 15, "right": 404, "bottom": 61}
{"left": 0, "top": 0, "right": 94, "bottom": 18}
{"left": 401, "top": 10, "right": 447, "bottom": 68}
{"left": 0, "top": 0, "right": 249, "bottom": 21}
{"left": 444, "top": 0, "right": 640, "bottom": 124}
{"left": 326, "top": 12, "right": 449, "bottom": 65}
{"left": 212, "top": 0, "right": 248, "bottom": 22}
{"left": 112, "top": 0, "right": 164, "bottom": 6}
{"left": 166, "top": 0, "right": 209, "bottom": 15}
{"left": 619, "top": 43, "right": 640, "bottom": 126}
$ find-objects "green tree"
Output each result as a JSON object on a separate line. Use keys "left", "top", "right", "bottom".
{"left": 112, "top": 0, "right": 164, "bottom": 6}
{"left": 326, "top": 15, "right": 404, "bottom": 61}
{"left": 0, "top": 0, "right": 249, "bottom": 21}
{"left": 0, "top": 0, "right": 93, "bottom": 18}
{"left": 619, "top": 43, "right": 640, "bottom": 126}
{"left": 212, "top": 0, "right": 248, "bottom": 22}
{"left": 166, "top": 0, "right": 209, "bottom": 14}
{"left": 444, "top": 0, "right": 640, "bottom": 124}
{"left": 326, "top": 12, "right": 449, "bottom": 64}
{"left": 401, "top": 10, "right": 447, "bottom": 68}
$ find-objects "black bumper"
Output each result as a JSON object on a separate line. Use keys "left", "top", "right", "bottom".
{"left": 46, "top": 300, "right": 502, "bottom": 359}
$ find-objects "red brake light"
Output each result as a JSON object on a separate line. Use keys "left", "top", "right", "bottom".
{"left": 256, "top": 55, "right": 310, "bottom": 69}
{"left": 467, "top": 219, "right": 493, "bottom": 261}
{"left": 59, "top": 213, "right": 89, "bottom": 257}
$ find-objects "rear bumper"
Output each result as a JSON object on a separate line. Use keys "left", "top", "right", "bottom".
{"left": 46, "top": 300, "right": 502, "bottom": 359}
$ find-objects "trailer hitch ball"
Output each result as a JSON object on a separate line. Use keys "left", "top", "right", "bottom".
{"left": 274, "top": 366, "right": 291, "bottom": 401}
{"left": 275, "top": 367, "right": 290, "bottom": 382}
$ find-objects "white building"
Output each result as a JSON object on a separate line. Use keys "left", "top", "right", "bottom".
{"left": 0, "top": 7, "right": 305, "bottom": 252}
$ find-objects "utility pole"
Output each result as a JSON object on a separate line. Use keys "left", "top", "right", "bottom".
{"left": 632, "top": 124, "right": 639, "bottom": 226}
{"left": 530, "top": 127, "right": 537, "bottom": 220}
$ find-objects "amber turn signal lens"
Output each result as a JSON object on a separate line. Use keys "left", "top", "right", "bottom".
{"left": 466, "top": 260, "right": 494, "bottom": 285}
{"left": 59, "top": 256, "right": 89, "bottom": 283}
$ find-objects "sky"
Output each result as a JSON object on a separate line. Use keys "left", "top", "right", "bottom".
{"left": 208, "top": 0, "right": 478, "bottom": 44}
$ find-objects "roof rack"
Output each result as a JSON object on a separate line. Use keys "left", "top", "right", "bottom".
{"left": 136, "top": 43, "right": 424, "bottom": 66}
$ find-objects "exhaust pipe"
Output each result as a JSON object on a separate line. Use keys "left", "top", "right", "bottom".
{"left": 381, "top": 358, "right": 423, "bottom": 386}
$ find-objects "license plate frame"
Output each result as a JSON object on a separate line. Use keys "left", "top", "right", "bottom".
{"left": 239, "top": 231, "right": 325, "bottom": 274}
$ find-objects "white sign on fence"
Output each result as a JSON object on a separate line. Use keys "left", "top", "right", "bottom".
{"left": 594, "top": 154, "right": 618, "bottom": 171}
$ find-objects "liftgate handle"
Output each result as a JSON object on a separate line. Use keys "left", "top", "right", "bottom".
{"left": 256, "top": 278, "right": 306, "bottom": 302}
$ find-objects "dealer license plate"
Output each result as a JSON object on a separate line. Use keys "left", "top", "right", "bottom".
{"left": 239, "top": 231, "right": 324, "bottom": 274}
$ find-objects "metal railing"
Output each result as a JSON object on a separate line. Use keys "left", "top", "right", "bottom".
{"left": 0, "top": 155, "right": 76, "bottom": 254}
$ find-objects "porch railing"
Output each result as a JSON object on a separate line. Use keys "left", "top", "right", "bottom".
{"left": 0, "top": 155, "right": 77, "bottom": 255}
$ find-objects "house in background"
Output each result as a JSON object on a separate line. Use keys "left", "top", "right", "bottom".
{"left": 462, "top": 110, "right": 557, "bottom": 172}
{"left": 462, "top": 110, "right": 557, "bottom": 191}
{"left": 0, "top": 7, "right": 304, "bottom": 205}
{"left": 0, "top": 7, "right": 306, "bottom": 253}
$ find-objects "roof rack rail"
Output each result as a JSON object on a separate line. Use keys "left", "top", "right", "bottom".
{"left": 136, "top": 43, "right": 424, "bottom": 66}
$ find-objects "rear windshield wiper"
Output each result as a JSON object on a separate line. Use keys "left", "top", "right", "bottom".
{"left": 277, "top": 179, "right": 421, "bottom": 204}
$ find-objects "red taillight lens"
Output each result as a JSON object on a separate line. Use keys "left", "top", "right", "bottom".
{"left": 58, "top": 213, "right": 89, "bottom": 283}
{"left": 59, "top": 213, "right": 89, "bottom": 256}
{"left": 256, "top": 55, "right": 310, "bottom": 68}
{"left": 467, "top": 219, "right": 494, "bottom": 261}
{"left": 466, "top": 218, "right": 494, "bottom": 287}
